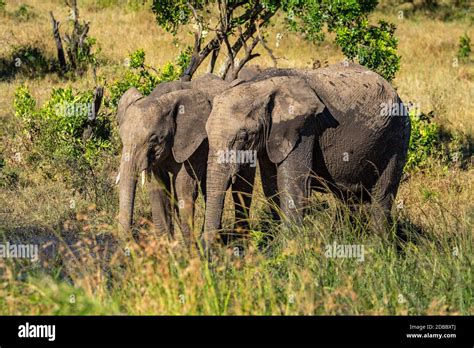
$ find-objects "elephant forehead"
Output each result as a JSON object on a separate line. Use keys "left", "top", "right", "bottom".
{"left": 122, "top": 106, "right": 154, "bottom": 138}
{"left": 211, "top": 91, "right": 249, "bottom": 116}
{"left": 124, "top": 127, "right": 150, "bottom": 145}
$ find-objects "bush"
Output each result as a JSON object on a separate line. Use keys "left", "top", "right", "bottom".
{"left": 406, "top": 110, "right": 441, "bottom": 171}
{"left": 107, "top": 49, "right": 186, "bottom": 108}
{"left": 12, "top": 49, "right": 190, "bottom": 206}
{"left": 457, "top": 33, "right": 471, "bottom": 62}
{"left": 14, "top": 85, "right": 113, "bottom": 164}
{"left": 335, "top": 20, "right": 400, "bottom": 81}
{"left": 13, "top": 84, "right": 116, "bottom": 206}
{"left": 12, "top": 4, "right": 36, "bottom": 21}
{"left": 405, "top": 109, "right": 473, "bottom": 172}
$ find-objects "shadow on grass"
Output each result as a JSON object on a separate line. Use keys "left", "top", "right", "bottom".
{"left": 0, "top": 220, "right": 119, "bottom": 280}
{"left": 0, "top": 44, "right": 56, "bottom": 81}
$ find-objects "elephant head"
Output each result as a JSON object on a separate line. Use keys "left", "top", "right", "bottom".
{"left": 116, "top": 87, "right": 212, "bottom": 234}
{"left": 203, "top": 76, "right": 325, "bottom": 244}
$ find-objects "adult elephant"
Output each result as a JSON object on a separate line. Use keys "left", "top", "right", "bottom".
{"left": 202, "top": 62, "right": 411, "bottom": 248}
{"left": 116, "top": 74, "right": 255, "bottom": 248}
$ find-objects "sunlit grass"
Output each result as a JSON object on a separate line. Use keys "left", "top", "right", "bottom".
{"left": 0, "top": 170, "right": 472, "bottom": 315}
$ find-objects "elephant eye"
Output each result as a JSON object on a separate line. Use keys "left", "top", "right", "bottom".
{"left": 236, "top": 130, "right": 249, "bottom": 143}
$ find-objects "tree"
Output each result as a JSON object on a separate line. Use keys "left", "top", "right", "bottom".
{"left": 49, "top": 0, "right": 98, "bottom": 76}
{"left": 152, "top": 0, "right": 401, "bottom": 81}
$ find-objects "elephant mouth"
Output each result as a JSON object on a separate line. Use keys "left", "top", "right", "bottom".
{"left": 115, "top": 167, "right": 150, "bottom": 187}
{"left": 115, "top": 142, "right": 168, "bottom": 187}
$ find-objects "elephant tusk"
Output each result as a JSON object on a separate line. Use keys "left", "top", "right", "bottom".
{"left": 115, "top": 172, "right": 121, "bottom": 185}
{"left": 141, "top": 170, "right": 146, "bottom": 186}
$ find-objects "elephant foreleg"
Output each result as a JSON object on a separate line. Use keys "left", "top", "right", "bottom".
{"left": 258, "top": 151, "right": 280, "bottom": 222}
{"left": 149, "top": 167, "right": 173, "bottom": 239}
{"left": 229, "top": 165, "right": 256, "bottom": 244}
{"left": 276, "top": 137, "right": 314, "bottom": 225}
{"left": 173, "top": 164, "right": 198, "bottom": 249}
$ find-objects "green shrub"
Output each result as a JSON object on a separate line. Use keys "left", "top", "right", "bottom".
{"left": 405, "top": 109, "right": 472, "bottom": 172}
{"left": 14, "top": 84, "right": 114, "bottom": 175}
{"left": 406, "top": 110, "right": 441, "bottom": 171}
{"left": 12, "top": 4, "right": 36, "bottom": 21}
{"left": 457, "top": 33, "right": 471, "bottom": 62}
{"left": 378, "top": 0, "right": 473, "bottom": 21}
{"left": 107, "top": 49, "right": 186, "bottom": 108}
{"left": 335, "top": 19, "right": 400, "bottom": 81}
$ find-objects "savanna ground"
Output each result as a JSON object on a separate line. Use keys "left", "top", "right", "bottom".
{"left": 0, "top": 0, "right": 473, "bottom": 315}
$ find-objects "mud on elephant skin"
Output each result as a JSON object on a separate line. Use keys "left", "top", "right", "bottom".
{"left": 202, "top": 62, "right": 411, "bottom": 248}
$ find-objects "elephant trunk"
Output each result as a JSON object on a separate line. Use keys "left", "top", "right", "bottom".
{"left": 118, "top": 159, "right": 138, "bottom": 237}
{"left": 202, "top": 158, "right": 232, "bottom": 248}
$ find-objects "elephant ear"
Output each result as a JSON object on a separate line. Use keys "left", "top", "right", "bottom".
{"left": 169, "top": 90, "right": 212, "bottom": 163}
{"left": 117, "top": 87, "right": 143, "bottom": 126}
{"left": 266, "top": 78, "right": 325, "bottom": 164}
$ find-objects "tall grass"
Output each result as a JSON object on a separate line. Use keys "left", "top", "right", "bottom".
{"left": 0, "top": 181, "right": 471, "bottom": 315}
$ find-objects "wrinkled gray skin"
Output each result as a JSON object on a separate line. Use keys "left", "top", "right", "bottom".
{"left": 203, "top": 62, "right": 411, "bottom": 247}
{"left": 117, "top": 73, "right": 256, "bottom": 247}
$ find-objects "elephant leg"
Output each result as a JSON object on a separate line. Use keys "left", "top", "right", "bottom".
{"left": 149, "top": 166, "right": 173, "bottom": 239}
{"left": 276, "top": 136, "right": 314, "bottom": 225}
{"left": 258, "top": 150, "right": 280, "bottom": 221}
{"left": 227, "top": 165, "right": 256, "bottom": 244}
{"left": 370, "top": 155, "right": 403, "bottom": 236}
{"left": 173, "top": 163, "right": 198, "bottom": 248}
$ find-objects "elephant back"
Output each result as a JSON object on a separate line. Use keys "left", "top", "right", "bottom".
{"left": 192, "top": 73, "right": 229, "bottom": 101}
{"left": 301, "top": 63, "right": 401, "bottom": 128}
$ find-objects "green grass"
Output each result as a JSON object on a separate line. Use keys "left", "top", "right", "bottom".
{"left": 0, "top": 189, "right": 471, "bottom": 315}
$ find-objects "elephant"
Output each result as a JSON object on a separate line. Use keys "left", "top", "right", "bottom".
{"left": 202, "top": 62, "right": 411, "bottom": 247}
{"left": 116, "top": 73, "right": 256, "bottom": 248}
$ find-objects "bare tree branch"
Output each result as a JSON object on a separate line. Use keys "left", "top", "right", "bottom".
{"left": 179, "top": 1, "right": 279, "bottom": 81}
{"left": 180, "top": 1, "right": 228, "bottom": 80}
{"left": 49, "top": 11, "right": 67, "bottom": 74}
{"left": 219, "top": 8, "right": 277, "bottom": 78}
{"left": 206, "top": 45, "right": 220, "bottom": 73}
{"left": 256, "top": 20, "right": 278, "bottom": 67}
{"left": 227, "top": 27, "right": 261, "bottom": 81}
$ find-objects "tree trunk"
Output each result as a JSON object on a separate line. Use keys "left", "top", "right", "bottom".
{"left": 49, "top": 12, "right": 67, "bottom": 74}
